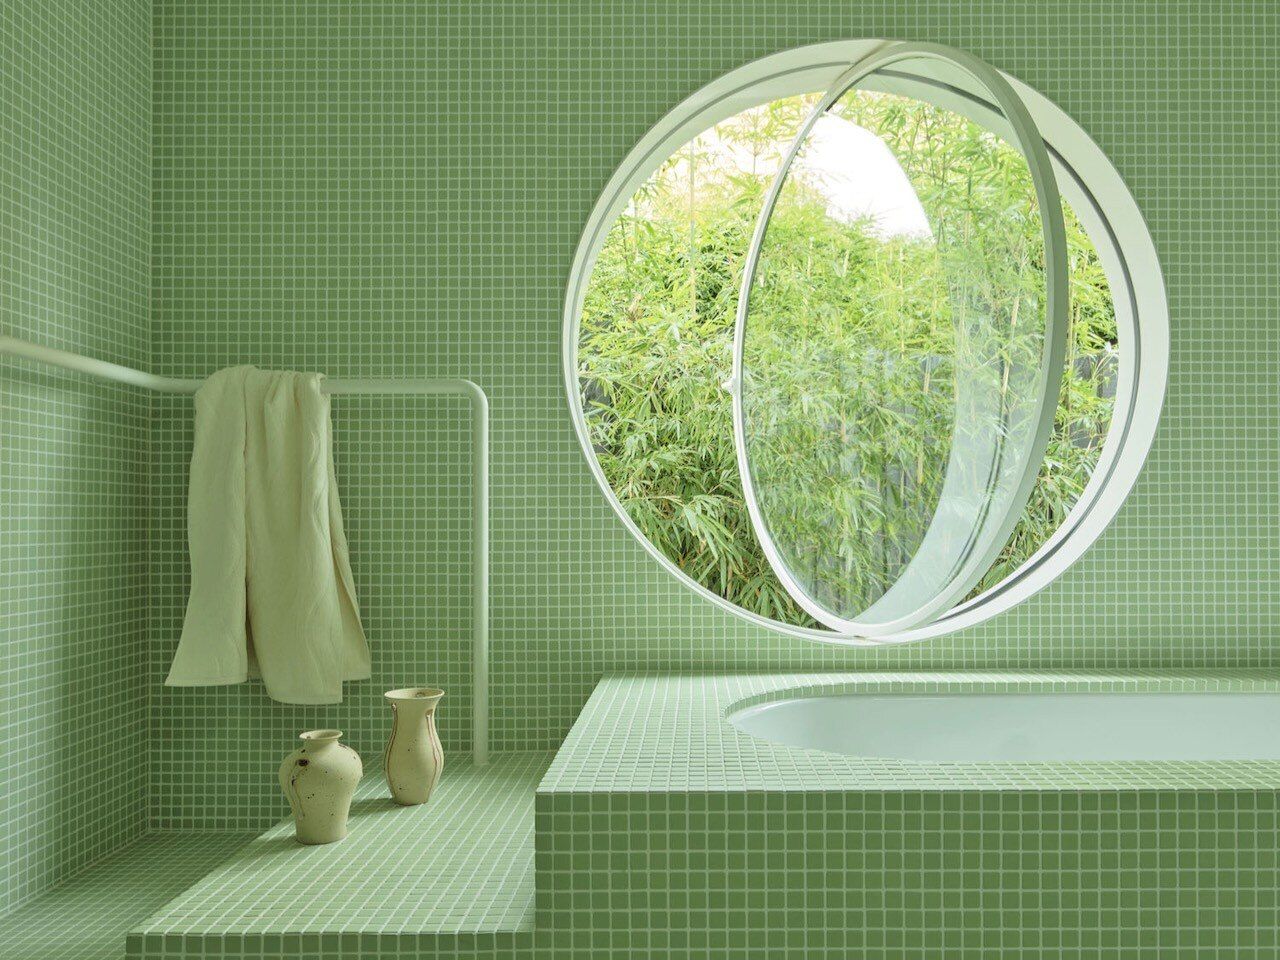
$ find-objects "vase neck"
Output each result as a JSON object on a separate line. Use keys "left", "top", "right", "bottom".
{"left": 392, "top": 700, "right": 438, "bottom": 717}
{"left": 385, "top": 688, "right": 444, "bottom": 714}
{"left": 299, "top": 729, "right": 343, "bottom": 751}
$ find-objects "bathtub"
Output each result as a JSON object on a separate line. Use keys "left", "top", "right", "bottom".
{"left": 544, "top": 671, "right": 1280, "bottom": 790}
{"left": 540, "top": 672, "right": 1280, "bottom": 954}
{"left": 728, "top": 690, "right": 1280, "bottom": 762}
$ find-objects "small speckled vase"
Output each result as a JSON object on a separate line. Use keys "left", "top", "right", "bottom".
{"left": 383, "top": 687, "right": 444, "bottom": 805}
{"left": 278, "top": 729, "right": 362, "bottom": 844}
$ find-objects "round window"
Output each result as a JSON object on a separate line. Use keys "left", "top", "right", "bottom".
{"left": 564, "top": 41, "right": 1167, "bottom": 644}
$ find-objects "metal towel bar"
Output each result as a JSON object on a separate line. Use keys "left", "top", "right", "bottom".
{"left": 0, "top": 334, "right": 489, "bottom": 766}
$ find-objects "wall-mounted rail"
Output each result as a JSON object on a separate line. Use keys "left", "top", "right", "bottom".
{"left": 0, "top": 334, "right": 490, "bottom": 766}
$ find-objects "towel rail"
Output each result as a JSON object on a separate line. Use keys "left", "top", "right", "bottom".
{"left": 0, "top": 334, "right": 490, "bottom": 767}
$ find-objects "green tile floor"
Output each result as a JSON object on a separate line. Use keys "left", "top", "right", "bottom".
{"left": 128, "top": 753, "right": 550, "bottom": 958}
{"left": 0, "top": 833, "right": 252, "bottom": 960}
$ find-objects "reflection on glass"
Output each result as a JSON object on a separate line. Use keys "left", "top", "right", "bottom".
{"left": 740, "top": 76, "right": 1057, "bottom": 628}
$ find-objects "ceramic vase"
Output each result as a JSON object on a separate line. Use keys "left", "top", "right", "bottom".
{"left": 384, "top": 687, "right": 445, "bottom": 805}
{"left": 278, "top": 729, "right": 362, "bottom": 844}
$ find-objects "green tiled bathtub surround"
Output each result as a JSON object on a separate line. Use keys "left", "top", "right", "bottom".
{"left": 542, "top": 673, "right": 1280, "bottom": 793}
{"left": 531, "top": 673, "right": 1280, "bottom": 958}
{"left": 0, "top": 832, "right": 252, "bottom": 960}
{"left": 1, "top": 0, "right": 150, "bottom": 910}
{"left": 149, "top": 0, "right": 1280, "bottom": 825}
{"left": 536, "top": 788, "right": 1280, "bottom": 959}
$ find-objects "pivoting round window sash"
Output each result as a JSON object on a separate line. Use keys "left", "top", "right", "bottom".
{"left": 729, "top": 42, "right": 1070, "bottom": 637}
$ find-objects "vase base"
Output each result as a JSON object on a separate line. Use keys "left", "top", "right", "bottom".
{"left": 389, "top": 795, "right": 431, "bottom": 806}
{"left": 295, "top": 828, "right": 348, "bottom": 845}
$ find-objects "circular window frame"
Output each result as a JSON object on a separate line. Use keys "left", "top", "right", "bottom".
{"left": 562, "top": 39, "right": 1169, "bottom": 646}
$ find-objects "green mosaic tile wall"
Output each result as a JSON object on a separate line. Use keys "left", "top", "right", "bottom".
{"left": 1, "top": 0, "right": 151, "bottom": 911}
{"left": 149, "top": 0, "right": 1280, "bottom": 824}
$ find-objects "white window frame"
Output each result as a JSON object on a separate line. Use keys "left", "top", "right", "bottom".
{"left": 561, "top": 39, "right": 1169, "bottom": 646}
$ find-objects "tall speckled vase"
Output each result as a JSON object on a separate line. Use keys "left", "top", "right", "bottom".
{"left": 278, "top": 729, "right": 362, "bottom": 844}
{"left": 383, "top": 687, "right": 444, "bottom": 805}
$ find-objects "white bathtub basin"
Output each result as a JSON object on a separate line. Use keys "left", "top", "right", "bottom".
{"left": 728, "top": 691, "right": 1280, "bottom": 762}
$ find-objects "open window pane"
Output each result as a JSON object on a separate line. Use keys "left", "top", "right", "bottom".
{"left": 733, "top": 46, "right": 1070, "bottom": 635}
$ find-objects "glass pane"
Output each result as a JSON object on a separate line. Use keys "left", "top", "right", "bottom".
{"left": 736, "top": 53, "right": 1067, "bottom": 633}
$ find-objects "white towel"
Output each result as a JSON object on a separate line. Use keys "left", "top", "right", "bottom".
{"left": 166, "top": 366, "right": 370, "bottom": 704}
